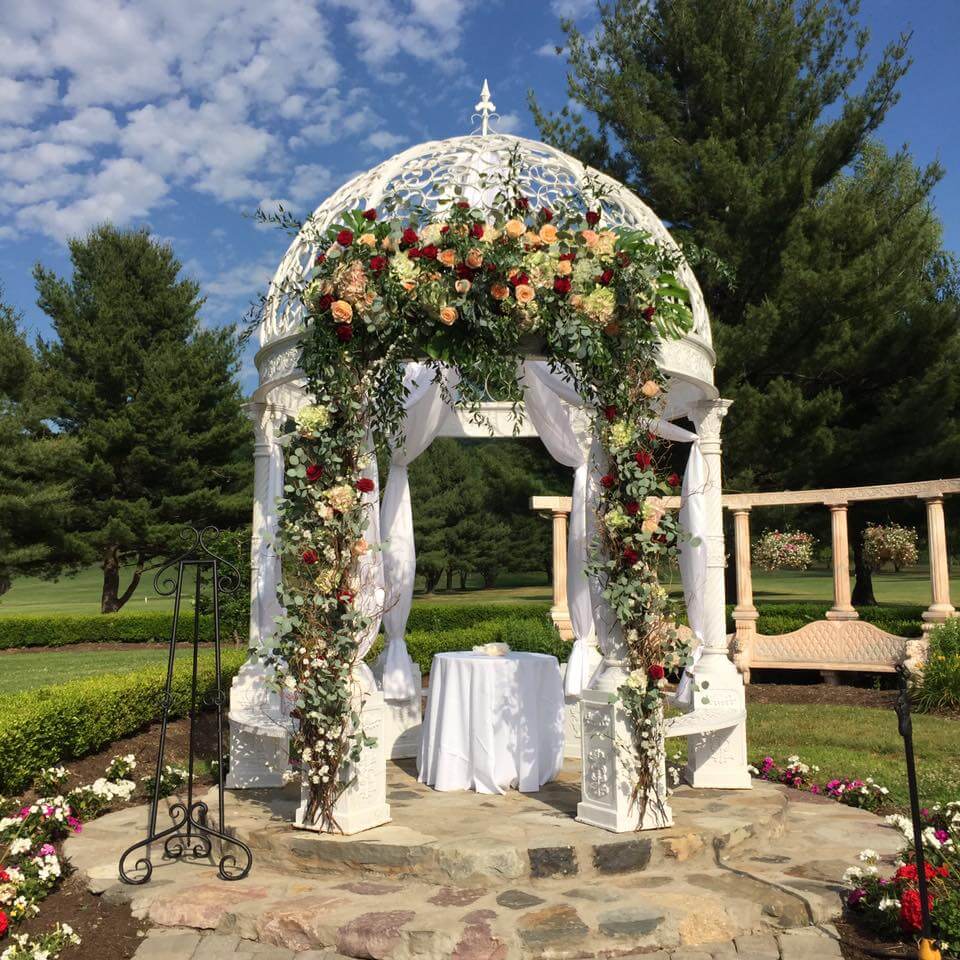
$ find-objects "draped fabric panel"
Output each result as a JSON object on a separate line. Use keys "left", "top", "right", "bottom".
{"left": 520, "top": 362, "right": 598, "bottom": 697}
{"left": 377, "top": 363, "right": 459, "bottom": 700}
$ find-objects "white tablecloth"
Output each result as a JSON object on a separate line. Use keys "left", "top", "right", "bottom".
{"left": 417, "top": 651, "right": 565, "bottom": 794}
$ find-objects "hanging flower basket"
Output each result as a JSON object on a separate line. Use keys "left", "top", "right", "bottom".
{"left": 753, "top": 529, "right": 816, "bottom": 572}
{"left": 863, "top": 524, "right": 919, "bottom": 572}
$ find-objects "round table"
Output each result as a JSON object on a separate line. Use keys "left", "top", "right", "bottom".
{"left": 417, "top": 651, "right": 565, "bottom": 794}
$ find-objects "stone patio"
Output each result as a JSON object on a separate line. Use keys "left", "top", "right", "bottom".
{"left": 67, "top": 761, "right": 904, "bottom": 960}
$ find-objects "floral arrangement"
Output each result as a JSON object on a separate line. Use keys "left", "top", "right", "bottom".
{"left": 863, "top": 523, "right": 919, "bottom": 572}
{"left": 844, "top": 803, "right": 960, "bottom": 952}
{"left": 264, "top": 160, "right": 695, "bottom": 830}
{"left": 0, "top": 754, "right": 138, "bottom": 956}
{"left": 749, "top": 755, "right": 889, "bottom": 812}
{"left": 752, "top": 529, "right": 816, "bottom": 572}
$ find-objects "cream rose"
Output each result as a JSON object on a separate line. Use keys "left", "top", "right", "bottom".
{"left": 439, "top": 306, "right": 457, "bottom": 326}
{"left": 580, "top": 229, "right": 599, "bottom": 247}
{"left": 359, "top": 233, "right": 376, "bottom": 247}
{"left": 539, "top": 223, "right": 558, "bottom": 244}
{"left": 325, "top": 484, "right": 355, "bottom": 512}
{"left": 515, "top": 284, "right": 535, "bottom": 305}
{"left": 641, "top": 379, "right": 661, "bottom": 398}
{"left": 505, "top": 219, "right": 526, "bottom": 239}
{"left": 330, "top": 299, "right": 353, "bottom": 323}
{"left": 455, "top": 278, "right": 471, "bottom": 294}
{"left": 465, "top": 248, "right": 484, "bottom": 269}
{"left": 555, "top": 259, "right": 573, "bottom": 277}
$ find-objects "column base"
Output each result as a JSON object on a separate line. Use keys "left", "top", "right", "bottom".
{"left": 382, "top": 691, "right": 422, "bottom": 760}
{"left": 922, "top": 605, "right": 957, "bottom": 632}
{"left": 826, "top": 608, "right": 859, "bottom": 621}
{"left": 550, "top": 609, "right": 574, "bottom": 641}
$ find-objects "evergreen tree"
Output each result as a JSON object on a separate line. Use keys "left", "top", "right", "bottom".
{"left": 35, "top": 226, "right": 252, "bottom": 612}
{"left": 0, "top": 285, "right": 89, "bottom": 597}
{"left": 533, "top": 0, "right": 960, "bottom": 602}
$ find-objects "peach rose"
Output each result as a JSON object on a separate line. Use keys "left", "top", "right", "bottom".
{"left": 330, "top": 299, "right": 353, "bottom": 323}
{"left": 515, "top": 284, "right": 535, "bottom": 304}
{"left": 359, "top": 233, "right": 376, "bottom": 247}
{"left": 455, "top": 279, "right": 471, "bottom": 294}
{"left": 524, "top": 230, "right": 542, "bottom": 248}
{"left": 438, "top": 248, "right": 457, "bottom": 267}
{"left": 380, "top": 235, "right": 393, "bottom": 251}
{"left": 491, "top": 283, "right": 511, "bottom": 301}
{"left": 401, "top": 280, "right": 417, "bottom": 292}
{"left": 539, "top": 223, "right": 558, "bottom": 244}
{"left": 439, "top": 306, "right": 457, "bottom": 326}
{"left": 569, "top": 294, "right": 584, "bottom": 309}
{"left": 555, "top": 259, "right": 573, "bottom": 276}
{"left": 465, "top": 248, "right": 484, "bottom": 269}
{"left": 480, "top": 225, "right": 499, "bottom": 243}
{"left": 505, "top": 219, "right": 526, "bottom": 239}
{"left": 641, "top": 379, "right": 661, "bottom": 398}
{"left": 351, "top": 538, "right": 369, "bottom": 557}
{"left": 580, "top": 229, "right": 599, "bottom": 247}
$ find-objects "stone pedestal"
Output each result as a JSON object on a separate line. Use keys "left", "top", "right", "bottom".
{"left": 382, "top": 688, "right": 423, "bottom": 760}
{"left": 576, "top": 691, "right": 672, "bottom": 832}
{"left": 295, "top": 685, "right": 391, "bottom": 836}
{"left": 226, "top": 657, "right": 291, "bottom": 790}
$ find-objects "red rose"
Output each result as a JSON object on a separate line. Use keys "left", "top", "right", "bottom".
{"left": 407, "top": 246, "right": 421, "bottom": 259}
{"left": 596, "top": 269, "right": 614, "bottom": 286}
{"left": 456, "top": 201, "right": 470, "bottom": 210}
{"left": 648, "top": 664, "right": 665, "bottom": 681}
{"left": 626, "top": 501, "right": 640, "bottom": 516}
{"left": 301, "top": 549, "right": 319, "bottom": 565}
{"left": 541, "top": 207, "right": 553, "bottom": 222}
{"left": 653, "top": 532, "right": 668, "bottom": 544}
{"left": 356, "top": 477, "right": 375, "bottom": 493}
{"left": 401, "top": 227, "right": 419, "bottom": 247}
{"left": 337, "top": 229, "right": 354, "bottom": 246}
{"left": 600, "top": 474, "right": 616, "bottom": 489}
{"left": 585, "top": 210, "right": 601, "bottom": 225}
{"left": 362, "top": 208, "right": 377, "bottom": 221}
{"left": 337, "top": 588, "right": 354, "bottom": 604}
{"left": 335, "top": 324, "right": 353, "bottom": 342}
{"left": 471, "top": 223, "right": 484, "bottom": 239}
{"left": 318, "top": 294, "right": 333, "bottom": 311}
{"left": 0, "top": 909, "right": 7, "bottom": 936}
{"left": 456, "top": 263, "right": 476, "bottom": 279}
{"left": 314, "top": 253, "right": 326, "bottom": 266}
{"left": 515, "top": 196, "right": 529, "bottom": 210}
{"left": 485, "top": 261, "right": 496, "bottom": 273}
{"left": 369, "top": 255, "right": 387, "bottom": 272}
{"left": 617, "top": 252, "right": 630, "bottom": 267}
{"left": 622, "top": 547, "right": 639, "bottom": 565}
{"left": 668, "top": 472, "right": 681, "bottom": 488}
{"left": 420, "top": 244, "right": 438, "bottom": 260}
{"left": 440, "top": 225, "right": 450, "bottom": 234}
{"left": 603, "top": 404, "right": 618, "bottom": 421}
{"left": 642, "top": 305, "right": 656, "bottom": 320}
{"left": 306, "top": 464, "right": 323, "bottom": 482}
{"left": 559, "top": 252, "right": 576, "bottom": 262}
{"left": 509, "top": 272, "right": 529, "bottom": 287}
{"left": 553, "top": 276, "right": 572, "bottom": 295}
{"left": 635, "top": 450, "right": 653, "bottom": 470}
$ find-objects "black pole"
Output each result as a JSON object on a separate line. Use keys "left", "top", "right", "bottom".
{"left": 894, "top": 664, "right": 936, "bottom": 948}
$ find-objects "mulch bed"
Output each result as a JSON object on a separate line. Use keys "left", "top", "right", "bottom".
{"left": 745, "top": 681, "right": 899, "bottom": 710}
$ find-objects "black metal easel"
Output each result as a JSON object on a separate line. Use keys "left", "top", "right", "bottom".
{"left": 118, "top": 526, "right": 253, "bottom": 883}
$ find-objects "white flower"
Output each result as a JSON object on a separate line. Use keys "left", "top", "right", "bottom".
{"left": 625, "top": 669, "right": 648, "bottom": 693}
{"left": 9, "top": 838, "right": 31, "bottom": 856}
{"left": 879, "top": 897, "right": 901, "bottom": 912}
{"left": 842, "top": 866, "right": 863, "bottom": 886}
{"left": 858, "top": 849, "right": 879, "bottom": 864}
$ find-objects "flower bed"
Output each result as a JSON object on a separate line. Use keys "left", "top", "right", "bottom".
{"left": 749, "top": 754, "right": 890, "bottom": 812}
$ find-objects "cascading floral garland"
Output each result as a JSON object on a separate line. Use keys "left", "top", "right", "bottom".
{"left": 265, "top": 167, "right": 697, "bottom": 830}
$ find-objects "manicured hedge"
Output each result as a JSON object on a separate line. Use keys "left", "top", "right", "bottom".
{"left": 404, "top": 602, "right": 552, "bottom": 633}
{"left": 0, "top": 611, "right": 215, "bottom": 650}
{"left": 0, "top": 648, "right": 247, "bottom": 793}
{"left": 743, "top": 603, "right": 925, "bottom": 639}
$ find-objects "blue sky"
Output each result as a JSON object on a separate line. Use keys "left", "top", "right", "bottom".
{"left": 1, "top": 0, "right": 957, "bottom": 392}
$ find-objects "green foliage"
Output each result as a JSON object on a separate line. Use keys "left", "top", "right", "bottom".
{"left": 34, "top": 225, "right": 252, "bottom": 613}
{"left": 747, "top": 603, "right": 925, "bottom": 639}
{"left": 914, "top": 618, "right": 960, "bottom": 713}
{"left": 0, "top": 648, "right": 247, "bottom": 792}
{"left": 0, "top": 611, "right": 212, "bottom": 649}
{"left": 0, "top": 284, "right": 90, "bottom": 598}
{"left": 404, "top": 602, "right": 551, "bottom": 633}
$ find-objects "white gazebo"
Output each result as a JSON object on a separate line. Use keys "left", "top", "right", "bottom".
{"left": 227, "top": 91, "right": 750, "bottom": 834}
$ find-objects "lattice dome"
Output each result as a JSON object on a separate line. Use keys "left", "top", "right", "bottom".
{"left": 256, "top": 127, "right": 715, "bottom": 404}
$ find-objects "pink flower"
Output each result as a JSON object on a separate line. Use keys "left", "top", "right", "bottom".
{"left": 40, "top": 843, "right": 55, "bottom": 856}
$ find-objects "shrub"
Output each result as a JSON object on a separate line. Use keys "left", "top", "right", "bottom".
{"left": 0, "top": 648, "right": 247, "bottom": 792}
{"left": 403, "top": 602, "right": 551, "bottom": 633}
{"left": 914, "top": 618, "right": 960, "bottom": 712}
{"left": 745, "top": 603, "right": 925, "bottom": 639}
{"left": 0, "top": 611, "right": 215, "bottom": 650}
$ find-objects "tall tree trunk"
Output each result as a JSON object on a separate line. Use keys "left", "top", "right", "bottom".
{"left": 445, "top": 567, "right": 453, "bottom": 591}
{"left": 0, "top": 575, "right": 11, "bottom": 598}
{"left": 458, "top": 569, "right": 468, "bottom": 590}
{"left": 101, "top": 546, "right": 146, "bottom": 613}
{"left": 850, "top": 515, "right": 877, "bottom": 607}
{"left": 423, "top": 570, "right": 440, "bottom": 594}
{"left": 483, "top": 568, "right": 498, "bottom": 589}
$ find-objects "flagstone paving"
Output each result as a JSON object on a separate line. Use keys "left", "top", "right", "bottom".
{"left": 66, "top": 761, "right": 902, "bottom": 960}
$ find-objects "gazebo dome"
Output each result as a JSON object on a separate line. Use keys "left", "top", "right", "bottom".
{"left": 256, "top": 129, "right": 715, "bottom": 413}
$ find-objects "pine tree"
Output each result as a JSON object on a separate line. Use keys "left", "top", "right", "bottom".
{"left": 0, "top": 285, "right": 89, "bottom": 597}
{"left": 35, "top": 226, "right": 252, "bottom": 612}
{"left": 533, "top": 0, "right": 960, "bottom": 602}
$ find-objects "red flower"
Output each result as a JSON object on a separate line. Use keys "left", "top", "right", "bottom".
{"left": 586, "top": 210, "right": 601, "bottom": 225}
{"left": 596, "top": 269, "right": 614, "bottom": 286}
{"left": 356, "top": 477, "right": 375, "bottom": 493}
{"left": 558, "top": 252, "right": 576, "bottom": 262}
{"left": 301, "top": 549, "right": 319, "bottom": 565}
{"left": 642, "top": 305, "right": 656, "bottom": 320}
{"left": 407, "top": 246, "right": 422, "bottom": 259}
{"left": 509, "top": 272, "right": 529, "bottom": 287}
{"left": 456, "top": 201, "right": 470, "bottom": 210}
{"left": 369, "top": 255, "right": 387, "bottom": 272}
{"left": 541, "top": 207, "right": 554, "bottom": 222}
{"left": 0, "top": 909, "right": 7, "bottom": 937}
{"left": 362, "top": 208, "right": 377, "bottom": 221}
{"left": 635, "top": 450, "right": 653, "bottom": 470}
{"left": 420, "top": 244, "right": 438, "bottom": 260}
{"left": 515, "top": 196, "right": 529, "bottom": 210}
{"left": 456, "top": 263, "right": 476, "bottom": 280}
{"left": 622, "top": 547, "right": 639, "bottom": 565}
{"left": 317, "top": 294, "right": 333, "bottom": 311}
{"left": 401, "top": 227, "right": 419, "bottom": 247}
{"left": 471, "top": 222, "right": 485, "bottom": 239}
{"left": 603, "top": 404, "right": 618, "bottom": 421}
{"left": 899, "top": 887, "right": 932, "bottom": 933}
{"left": 617, "top": 252, "right": 630, "bottom": 267}
{"left": 553, "top": 276, "right": 572, "bottom": 295}
{"left": 440, "top": 225, "right": 450, "bottom": 234}
{"left": 648, "top": 664, "right": 665, "bottom": 681}
{"left": 335, "top": 324, "right": 353, "bottom": 342}
{"left": 337, "top": 589, "right": 354, "bottom": 605}
{"left": 314, "top": 253, "right": 326, "bottom": 266}
{"left": 306, "top": 464, "right": 323, "bottom": 482}
{"left": 626, "top": 501, "right": 640, "bottom": 516}
{"left": 600, "top": 474, "right": 616, "bottom": 489}
{"left": 484, "top": 261, "right": 497, "bottom": 273}
{"left": 668, "top": 472, "right": 681, "bottom": 488}
{"left": 336, "top": 229, "right": 354, "bottom": 246}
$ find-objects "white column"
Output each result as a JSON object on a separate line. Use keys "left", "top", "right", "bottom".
{"left": 684, "top": 399, "right": 750, "bottom": 789}
{"left": 227, "top": 402, "right": 291, "bottom": 790}
{"left": 825, "top": 502, "right": 858, "bottom": 621}
{"left": 922, "top": 495, "right": 956, "bottom": 631}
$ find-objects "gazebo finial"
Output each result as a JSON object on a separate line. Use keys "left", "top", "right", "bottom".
{"left": 473, "top": 79, "right": 496, "bottom": 136}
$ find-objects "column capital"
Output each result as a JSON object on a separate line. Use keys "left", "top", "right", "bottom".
{"left": 692, "top": 398, "right": 733, "bottom": 443}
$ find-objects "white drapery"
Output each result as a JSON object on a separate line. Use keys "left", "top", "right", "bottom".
{"left": 520, "top": 361, "right": 598, "bottom": 697}
{"left": 377, "top": 363, "right": 457, "bottom": 700}
{"left": 354, "top": 431, "right": 384, "bottom": 691}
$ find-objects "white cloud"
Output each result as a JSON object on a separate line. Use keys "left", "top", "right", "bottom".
{"left": 536, "top": 42, "right": 564, "bottom": 58}
{"left": 494, "top": 112, "right": 523, "bottom": 135}
{"left": 0, "top": 76, "right": 58, "bottom": 124}
{"left": 365, "top": 130, "right": 407, "bottom": 152}
{"left": 287, "top": 164, "right": 335, "bottom": 207}
{"left": 48, "top": 108, "right": 119, "bottom": 145}
{"left": 550, "top": 0, "right": 596, "bottom": 17}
